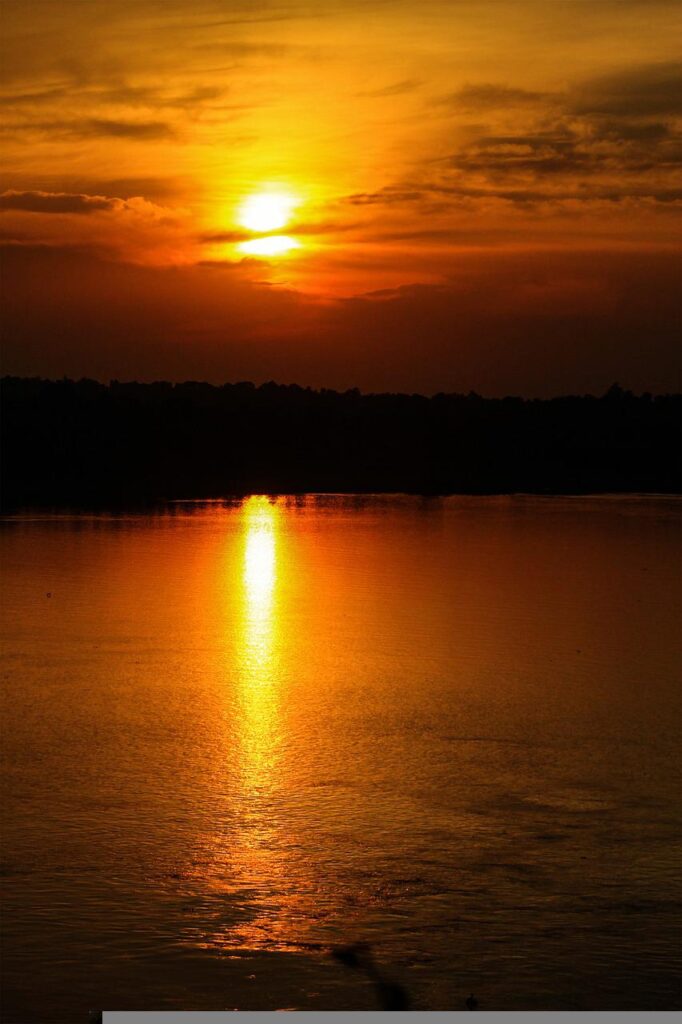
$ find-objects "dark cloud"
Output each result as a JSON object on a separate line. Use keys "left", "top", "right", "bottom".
{"left": 593, "top": 120, "right": 672, "bottom": 143}
{"left": 0, "top": 190, "right": 117, "bottom": 214}
{"left": 199, "top": 228, "right": 252, "bottom": 243}
{"left": 433, "top": 184, "right": 682, "bottom": 205}
{"left": 346, "top": 189, "right": 425, "bottom": 206}
{"left": 79, "top": 118, "right": 177, "bottom": 140}
{"left": 571, "top": 61, "right": 682, "bottom": 117}
{"left": 0, "top": 87, "right": 68, "bottom": 107}
{"left": 449, "top": 130, "right": 587, "bottom": 178}
{"left": 0, "top": 117, "right": 177, "bottom": 140}
{"left": 365, "top": 62, "right": 682, "bottom": 210}
{"left": 437, "top": 82, "right": 554, "bottom": 110}
{"left": 448, "top": 119, "right": 682, "bottom": 183}
{"left": 0, "top": 174, "right": 186, "bottom": 203}
{"left": 345, "top": 183, "right": 682, "bottom": 209}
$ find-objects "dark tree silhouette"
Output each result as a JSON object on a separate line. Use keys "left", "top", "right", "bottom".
{"left": 1, "top": 376, "right": 679, "bottom": 509}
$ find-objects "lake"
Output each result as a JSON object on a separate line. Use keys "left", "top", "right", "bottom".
{"left": 1, "top": 495, "right": 680, "bottom": 1020}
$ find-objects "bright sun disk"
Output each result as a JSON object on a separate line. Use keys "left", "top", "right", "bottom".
{"left": 238, "top": 191, "right": 298, "bottom": 233}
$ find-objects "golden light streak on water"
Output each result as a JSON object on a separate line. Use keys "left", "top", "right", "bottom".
{"left": 192, "top": 497, "right": 299, "bottom": 953}
{"left": 238, "top": 495, "right": 280, "bottom": 801}
{"left": 212, "top": 495, "right": 313, "bottom": 952}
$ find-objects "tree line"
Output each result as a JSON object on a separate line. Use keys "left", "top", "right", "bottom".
{"left": 1, "top": 376, "right": 680, "bottom": 509}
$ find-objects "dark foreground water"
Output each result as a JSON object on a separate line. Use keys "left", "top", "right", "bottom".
{"left": 1, "top": 495, "right": 680, "bottom": 1021}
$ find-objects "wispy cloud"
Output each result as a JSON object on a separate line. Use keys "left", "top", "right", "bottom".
{"left": 350, "top": 61, "right": 682, "bottom": 216}
{"left": 570, "top": 61, "right": 682, "bottom": 117}
{"left": 436, "top": 82, "right": 555, "bottom": 110}
{"left": 0, "top": 190, "right": 118, "bottom": 214}
{"left": 0, "top": 118, "right": 177, "bottom": 140}
{"left": 80, "top": 119, "right": 177, "bottom": 140}
{"left": 0, "top": 189, "right": 194, "bottom": 264}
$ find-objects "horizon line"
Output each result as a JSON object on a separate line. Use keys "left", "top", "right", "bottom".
{"left": 2, "top": 375, "right": 680, "bottom": 403}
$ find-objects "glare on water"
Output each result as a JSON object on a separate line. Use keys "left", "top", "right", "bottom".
{"left": 240, "top": 494, "right": 279, "bottom": 778}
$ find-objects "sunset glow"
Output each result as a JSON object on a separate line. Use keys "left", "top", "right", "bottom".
{"left": 2, "top": 3, "right": 680, "bottom": 1019}
{"left": 1, "top": 1, "right": 680, "bottom": 394}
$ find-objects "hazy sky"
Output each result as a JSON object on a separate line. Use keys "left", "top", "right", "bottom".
{"left": 1, "top": 0, "right": 680, "bottom": 395}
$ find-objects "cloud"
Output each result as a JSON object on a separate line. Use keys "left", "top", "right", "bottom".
{"left": 593, "top": 120, "right": 673, "bottom": 142}
{"left": 355, "top": 61, "right": 682, "bottom": 216}
{"left": 0, "top": 190, "right": 117, "bottom": 214}
{"left": 0, "top": 118, "right": 177, "bottom": 140}
{"left": 1, "top": 4, "right": 680, "bottom": 291}
{"left": 199, "top": 229, "right": 253, "bottom": 243}
{"left": 69, "top": 119, "right": 177, "bottom": 140}
{"left": 0, "top": 189, "right": 194, "bottom": 264}
{"left": 571, "top": 61, "right": 682, "bottom": 117}
{"left": 345, "top": 189, "right": 425, "bottom": 206}
{"left": 447, "top": 130, "right": 588, "bottom": 178}
{"left": 344, "top": 186, "right": 682, "bottom": 215}
{"left": 442, "top": 122, "right": 682, "bottom": 193}
{"left": 0, "top": 87, "right": 68, "bottom": 108}
{"left": 437, "top": 82, "right": 554, "bottom": 110}
{"left": 0, "top": 75, "right": 233, "bottom": 144}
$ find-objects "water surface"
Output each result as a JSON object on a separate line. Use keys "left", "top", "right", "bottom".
{"left": 1, "top": 495, "right": 680, "bottom": 1019}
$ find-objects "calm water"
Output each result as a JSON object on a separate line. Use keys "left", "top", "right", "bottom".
{"left": 1, "top": 495, "right": 680, "bottom": 1020}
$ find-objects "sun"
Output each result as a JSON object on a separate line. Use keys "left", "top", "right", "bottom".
{"left": 238, "top": 191, "right": 299, "bottom": 233}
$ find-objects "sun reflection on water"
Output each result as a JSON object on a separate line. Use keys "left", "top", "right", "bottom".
{"left": 190, "top": 497, "right": 322, "bottom": 956}
{"left": 215, "top": 495, "right": 301, "bottom": 951}
{"left": 239, "top": 495, "right": 280, "bottom": 797}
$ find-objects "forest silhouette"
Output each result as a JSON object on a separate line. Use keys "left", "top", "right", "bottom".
{"left": 1, "top": 376, "right": 680, "bottom": 509}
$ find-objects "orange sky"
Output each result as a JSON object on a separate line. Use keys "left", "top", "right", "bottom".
{"left": 1, "top": 1, "right": 680, "bottom": 394}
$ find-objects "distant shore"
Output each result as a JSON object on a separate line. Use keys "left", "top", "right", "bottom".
{"left": 2, "top": 376, "right": 680, "bottom": 510}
